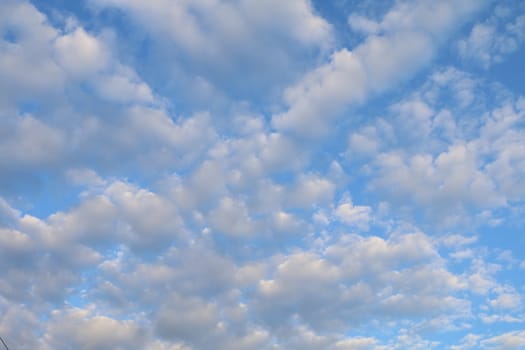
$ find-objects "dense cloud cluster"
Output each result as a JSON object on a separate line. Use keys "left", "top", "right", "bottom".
{"left": 0, "top": 0, "right": 524, "bottom": 349}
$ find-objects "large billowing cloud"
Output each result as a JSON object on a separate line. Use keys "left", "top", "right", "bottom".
{"left": 1, "top": 0, "right": 524, "bottom": 349}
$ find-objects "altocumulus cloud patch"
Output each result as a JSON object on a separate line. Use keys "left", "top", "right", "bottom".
{"left": 0, "top": 0, "right": 525, "bottom": 349}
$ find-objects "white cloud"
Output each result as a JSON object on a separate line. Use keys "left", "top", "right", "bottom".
{"left": 0, "top": 197, "right": 21, "bottom": 226}
{"left": 390, "top": 98, "right": 434, "bottom": 148}
{"left": 480, "top": 330, "right": 525, "bottom": 350}
{"left": 66, "top": 168, "right": 106, "bottom": 187}
{"left": 489, "top": 288, "right": 522, "bottom": 310}
{"left": 54, "top": 27, "right": 109, "bottom": 78}
{"left": 440, "top": 234, "right": 478, "bottom": 247}
{"left": 209, "top": 196, "right": 256, "bottom": 237}
{"left": 0, "top": 1, "right": 64, "bottom": 110}
{"left": 334, "top": 337, "right": 377, "bottom": 350}
{"left": 272, "top": 48, "right": 368, "bottom": 137}
{"left": 348, "top": 76, "right": 525, "bottom": 224}
{"left": 334, "top": 198, "right": 372, "bottom": 231}
{"left": 94, "top": 66, "right": 154, "bottom": 104}
{"left": 104, "top": 181, "right": 186, "bottom": 250}
{"left": 0, "top": 115, "right": 65, "bottom": 169}
{"left": 348, "top": 119, "right": 395, "bottom": 157}
{"left": 0, "top": 1, "right": 156, "bottom": 112}
{"left": 0, "top": 1, "right": 183, "bottom": 191}
{"left": 0, "top": 301, "right": 40, "bottom": 350}
{"left": 272, "top": 0, "right": 489, "bottom": 137}
{"left": 0, "top": 170, "right": 519, "bottom": 348}
{"left": 390, "top": 328, "right": 441, "bottom": 349}
{"left": 288, "top": 174, "right": 336, "bottom": 209}
{"left": 155, "top": 293, "right": 220, "bottom": 342}
{"left": 42, "top": 308, "right": 145, "bottom": 350}
{"left": 348, "top": 14, "right": 380, "bottom": 35}
{"left": 270, "top": 211, "right": 306, "bottom": 235}
{"left": 480, "top": 314, "right": 525, "bottom": 324}
{"left": 451, "top": 333, "right": 482, "bottom": 350}
{"left": 253, "top": 230, "right": 469, "bottom": 332}
{"left": 93, "top": 0, "right": 331, "bottom": 54}
{"left": 458, "top": 8, "right": 525, "bottom": 69}
{"left": 371, "top": 143, "right": 504, "bottom": 220}
{"left": 54, "top": 26, "right": 155, "bottom": 105}
{"left": 90, "top": 0, "right": 333, "bottom": 98}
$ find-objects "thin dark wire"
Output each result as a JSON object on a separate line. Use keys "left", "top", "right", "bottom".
{"left": 0, "top": 335, "right": 8, "bottom": 350}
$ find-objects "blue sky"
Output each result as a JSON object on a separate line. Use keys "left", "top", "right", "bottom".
{"left": 0, "top": 0, "right": 525, "bottom": 349}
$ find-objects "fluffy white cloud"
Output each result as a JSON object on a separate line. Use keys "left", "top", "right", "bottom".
{"left": 272, "top": 0, "right": 489, "bottom": 137}
{"left": 0, "top": 115, "right": 64, "bottom": 167}
{"left": 42, "top": 308, "right": 146, "bottom": 350}
{"left": 371, "top": 143, "right": 504, "bottom": 219}
{"left": 92, "top": 0, "right": 331, "bottom": 55}
{"left": 480, "top": 330, "right": 525, "bottom": 350}
{"left": 0, "top": 0, "right": 181, "bottom": 193}
{"left": 0, "top": 168, "right": 522, "bottom": 348}
{"left": 209, "top": 196, "right": 257, "bottom": 237}
{"left": 0, "top": 301, "right": 40, "bottom": 350}
{"left": 54, "top": 27, "right": 109, "bottom": 78}
{"left": 0, "top": 1, "right": 64, "bottom": 110}
{"left": 288, "top": 174, "right": 336, "bottom": 208}
{"left": 254, "top": 231, "right": 468, "bottom": 332}
{"left": 451, "top": 333, "right": 483, "bottom": 350}
{"left": 334, "top": 196, "right": 372, "bottom": 230}
{"left": 458, "top": 5, "right": 525, "bottom": 69}
{"left": 344, "top": 67, "right": 525, "bottom": 224}
{"left": 0, "top": 1, "right": 156, "bottom": 112}
{"left": 489, "top": 288, "right": 523, "bottom": 310}
{"left": 333, "top": 337, "right": 377, "bottom": 350}
{"left": 90, "top": 0, "right": 333, "bottom": 99}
